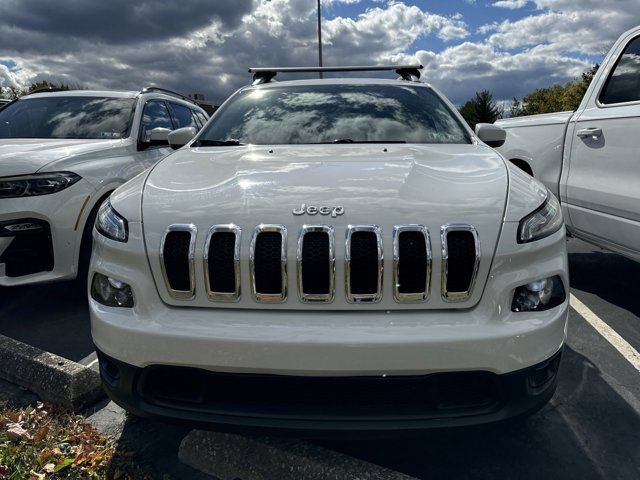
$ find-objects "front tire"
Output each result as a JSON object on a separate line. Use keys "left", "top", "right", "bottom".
{"left": 75, "top": 193, "right": 111, "bottom": 290}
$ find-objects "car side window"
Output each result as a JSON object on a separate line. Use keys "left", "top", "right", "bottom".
{"left": 599, "top": 36, "right": 640, "bottom": 105}
{"left": 140, "top": 100, "right": 173, "bottom": 140}
{"left": 169, "top": 102, "right": 199, "bottom": 130}
{"left": 195, "top": 110, "right": 209, "bottom": 127}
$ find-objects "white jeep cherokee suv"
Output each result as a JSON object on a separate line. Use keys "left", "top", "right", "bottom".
{"left": 90, "top": 66, "right": 569, "bottom": 434}
{"left": 0, "top": 88, "right": 208, "bottom": 286}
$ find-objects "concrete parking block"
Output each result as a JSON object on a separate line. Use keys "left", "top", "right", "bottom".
{"left": 0, "top": 334, "right": 104, "bottom": 411}
{"left": 179, "top": 429, "right": 417, "bottom": 480}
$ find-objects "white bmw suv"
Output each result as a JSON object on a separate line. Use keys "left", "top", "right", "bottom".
{"left": 90, "top": 66, "right": 569, "bottom": 434}
{"left": 0, "top": 88, "right": 208, "bottom": 286}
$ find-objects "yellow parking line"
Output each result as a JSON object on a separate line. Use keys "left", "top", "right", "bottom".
{"left": 571, "top": 293, "right": 640, "bottom": 372}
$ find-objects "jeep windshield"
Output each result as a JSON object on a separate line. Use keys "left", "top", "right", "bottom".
{"left": 195, "top": 84, "right": 471, "bottom": 145}
{"left": 0, "top": 96, "right": 136, "bottom": 139}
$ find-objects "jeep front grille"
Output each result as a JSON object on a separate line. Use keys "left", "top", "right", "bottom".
{"left": 345, "top": 225, "right": 383, "bottom": 303}
{"left": 159, "top": 223, "right": 480, "bottom": 305}
{"left": 441, "top": 224, "right": 480, "bottom": 302}
{"left": 297, "top": 225, "right": 335, "bottom": 303}
{"left": 203, "top": 225, "right": 241, "bottom": 302}
{"left": 393, "top": 225, "right": 431, "bottom": 302}
{"left": 250, "top": 225, "right": 288, "bottom": 303}
{"left": 160, "top": 225, "right": 196, "bottom": 299}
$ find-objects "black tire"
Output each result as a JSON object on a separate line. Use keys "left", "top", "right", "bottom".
{"left": 74, "top": 193, "right": 111, "bottom": 291}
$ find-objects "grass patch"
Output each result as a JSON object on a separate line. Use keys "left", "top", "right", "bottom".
{"left": 0, "top": 402, "right": 152, "bottom": 479}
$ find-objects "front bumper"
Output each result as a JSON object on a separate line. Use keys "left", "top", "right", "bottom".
{"left": 0, "top": 179, "right": 95, "bottom": 286}
{"left": 96, "top": 347, "right": 562, "bottom": 435}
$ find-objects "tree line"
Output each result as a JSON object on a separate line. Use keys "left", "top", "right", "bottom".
{"left": 458, "top": 64, "right": 599, "bottom": 128}
{"left": 1, "top": 80, "right": 72, "bottom": 100}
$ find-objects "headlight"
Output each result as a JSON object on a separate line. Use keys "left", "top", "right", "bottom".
{"left": 95, "top": 201, "right": 128, "bottom": 242}
{"left": 517, "top": 191, "right": 563, "bottom": 243}
{"left": 0, "top": 172, "right": 81, "bottom": 199}
{"left": 512, "top": 275, "right": 565, "bottom": 312}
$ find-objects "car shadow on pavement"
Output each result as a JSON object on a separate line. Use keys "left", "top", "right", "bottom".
{"left": 0, "top": 282, "right": 94, "bottom": 362}
{"left": 568, "top": 248, "right": 640, "bottom": 318}
{"left": 318, "top": 346, "right": 640, "bottom": 480}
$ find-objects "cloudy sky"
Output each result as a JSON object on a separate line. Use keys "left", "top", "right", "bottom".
{"left": 1, "top": 0, "right": 638, "bottom": 105}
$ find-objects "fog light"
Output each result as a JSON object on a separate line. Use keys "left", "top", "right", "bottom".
{"left": 511, "top": 275, "right": 565, "bottom": 312}
{"left": 91, "top": 273, "right": 134, "bottom": 307}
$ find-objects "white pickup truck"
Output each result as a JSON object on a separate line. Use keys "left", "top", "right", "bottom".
{"left": 496, "top": 26, "right": 640, "bottom": 262}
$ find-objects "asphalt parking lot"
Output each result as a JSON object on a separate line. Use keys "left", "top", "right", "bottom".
{"left": 1, "top": 236, "right": 639, "bottom": 479}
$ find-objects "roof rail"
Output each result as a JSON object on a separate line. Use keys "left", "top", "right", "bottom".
{"left": 26, "top": 87, "right": 70, "bottom": 95}
{"left": 140, "top": 86, "right": 197, "bottom": 104}
{"left": 248, "top": 65, "right": 423, "bottom": 85}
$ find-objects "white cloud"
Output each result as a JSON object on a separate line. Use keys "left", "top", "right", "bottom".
{"left": 492, "top": 0, "right": 528, "bottom": 9}
{"left": 1, "top": 0, "right": 638, "bottom": 105}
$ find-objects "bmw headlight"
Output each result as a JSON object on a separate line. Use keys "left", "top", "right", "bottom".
{"left": 0, "top": 172, "right": 81, "bottom": 199}
{"left": 95, "top": 201, "right": 128, "bottom": 242}
{"left": 518, "top": 191, "right": 563, "bottom": 243}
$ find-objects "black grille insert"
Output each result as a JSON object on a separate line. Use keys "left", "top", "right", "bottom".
{"left": 162, "top": 230, "right": 192, "bottom": 292}
{"left": 0, "top": 219, "right": 53, "bottom": 277}
{"left": 446, "top": 230, "right": 477, "bottom": 294}
{"left": 138, "top": 366, "right": 502, "bottom": 419}
{"left": 300, "top": 231, "right": 330, "bottom": 295}
{"left": 349, "top": 231, "right": 379, "bottom": 296}
{"left": 253, "top": 231, "right": 283, "bottom": 295}
{"left": 397, "top": 231, "right": 428, "bottom": 294}
{"left": 207, "top": 232, "right": 236, "bottom": 293}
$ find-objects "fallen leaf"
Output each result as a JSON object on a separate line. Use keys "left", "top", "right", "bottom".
{"left": 43, "top": 463, "right": 55, "bottom": 473}
{"left": 54, "top": 457, "right": 74, "bottom": 472}
{"left": 33, "top": 425, "right": 49, "bottom": 442}
{"left": 6, "top": 423, "right": 32, "bottom": 442}
{"left": 28, "top": 473, "right": 44, "bottom": 480}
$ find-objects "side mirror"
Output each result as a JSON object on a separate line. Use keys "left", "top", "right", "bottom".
{"left": 146, "top": 127, "right": 172, "bottom": 143}
{"left": 168, "top": 127, "right": 197, "bottom": 150}
{"left": 475, "top": 123, "right": 506, "bottom": 148}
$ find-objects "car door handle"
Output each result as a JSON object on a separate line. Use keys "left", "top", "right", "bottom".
{"left": 577, "top": 127, "right": 602, "bottom": 138}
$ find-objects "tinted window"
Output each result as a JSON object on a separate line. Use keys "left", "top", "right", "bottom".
{"left": 195, "top": 111, "right": 208, "bottom": 127}
{"left": 140, "top": 100, "right": 173, "bottom": 138}
{"left": 0, "top": 96, "right": 135, "bottom": 139}
{"left": 600, "top": 36, "right": 640, "bottom": 105}
{"left": 198, "top": 84, "right": 470, "bottom": 145}
{"left": 169, "top": 102, "right": 199, "bottom": 130}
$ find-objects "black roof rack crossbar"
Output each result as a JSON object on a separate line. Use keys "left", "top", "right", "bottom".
{"left": 140, "top": 86, "right": 197, "bottom": 104}
{"left": 248, "top": 65, "right": 423, "bottom": 84}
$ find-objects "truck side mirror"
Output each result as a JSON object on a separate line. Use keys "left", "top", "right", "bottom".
{"left": 475, "top": 123, "right": 506, "bottom": 148}
{"left": 168, "top": 127, "right": 197, "bottom": 150}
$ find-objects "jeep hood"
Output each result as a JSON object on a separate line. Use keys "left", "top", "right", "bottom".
{"left": 141, "top": 144, "right": 508, "bottom": 310}
{"left": 0, "top": 138, "right": 125, "bottom": 177}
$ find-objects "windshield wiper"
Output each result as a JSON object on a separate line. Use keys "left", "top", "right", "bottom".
{"left": 193, "top": 139, "right": 244, "bottom": 147}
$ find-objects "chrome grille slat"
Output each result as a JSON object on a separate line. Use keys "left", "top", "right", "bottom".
{"left": 160, "top": 224, "right": 197, "bottom": 300}
{"left": 297, "top": 225, "right": 335, "bottom": 303}
{"left": 345, "top": 225, "right": 383, "bottom": 303}
{"left": 250, "top": 224, "right": 288, "bottom": 303}
{"left": 203, "top": 224, "right": 241, "bottom": 302}
{"left": 440, "top": 224, "right": 480, "bottom": 303}
{"left": 393, "top": 225, "right": 431, "bottom": 303}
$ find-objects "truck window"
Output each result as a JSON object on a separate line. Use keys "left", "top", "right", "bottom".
{"left": 599, "top": 36, "right": 640, "bottom": 105}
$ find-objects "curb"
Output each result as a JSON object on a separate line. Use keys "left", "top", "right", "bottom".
{"left": 179, "top": 430, "right": 417, "bottom": 480}
{"left": 0, "top": 334, "right": 105, "bottom": 411}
